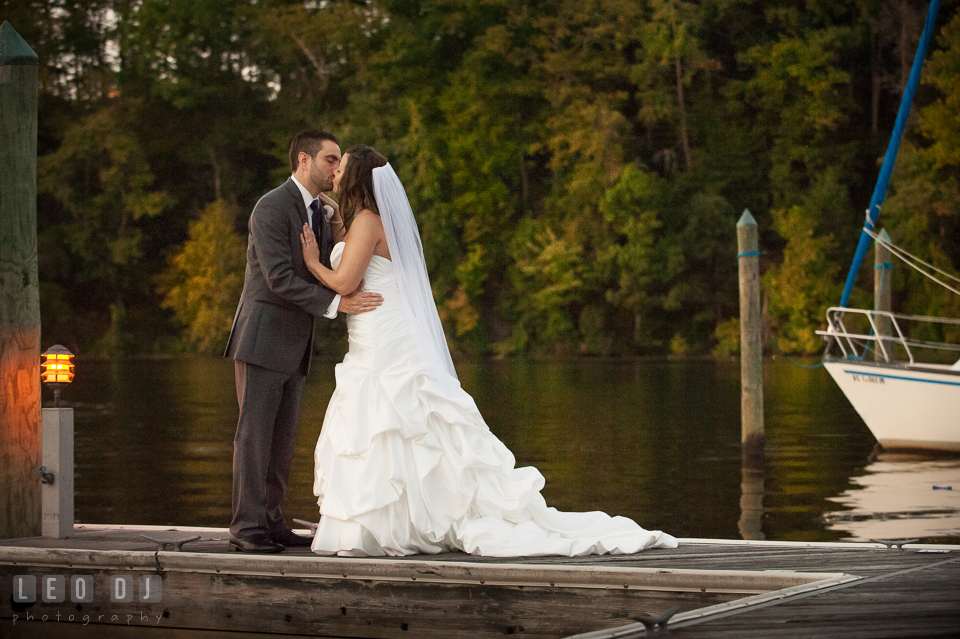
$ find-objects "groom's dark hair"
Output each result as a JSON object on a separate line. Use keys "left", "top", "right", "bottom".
{"left": 289, "top": 129, "right": 339, "bottom": 172}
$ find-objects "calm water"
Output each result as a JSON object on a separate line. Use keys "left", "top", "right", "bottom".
{"left": 61, "top": 356, "right": 960, "bottom": 543}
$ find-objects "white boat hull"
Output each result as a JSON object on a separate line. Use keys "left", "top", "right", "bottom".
{"left": 824, "top": 361, "right": 960, "bottom": 452}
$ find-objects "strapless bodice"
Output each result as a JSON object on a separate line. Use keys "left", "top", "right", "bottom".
{"left": 331, "top": 242, "right": 396, "bottom": 296}
{"left": 330, "top": 241, "right": 409, "bottom": 366}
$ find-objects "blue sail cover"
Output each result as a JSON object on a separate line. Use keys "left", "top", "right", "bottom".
{"left": 839, "top": 0, "right": 941, "bottom": 307}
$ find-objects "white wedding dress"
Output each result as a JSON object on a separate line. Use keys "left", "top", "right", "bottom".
{"left": 311, "top": 242, "right": 677, "bottom": 557}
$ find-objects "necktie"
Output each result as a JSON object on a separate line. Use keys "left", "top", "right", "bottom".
{"left": 309, "top": 199, "right": 323, "bottom": 246}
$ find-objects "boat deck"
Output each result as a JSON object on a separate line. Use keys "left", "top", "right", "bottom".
{"left": 1, "top": 524, "right": 958, "bottom": 638}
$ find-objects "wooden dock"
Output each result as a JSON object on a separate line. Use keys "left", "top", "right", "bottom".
{"left": 1, "top": 525, "right": 958, "bottom": 638}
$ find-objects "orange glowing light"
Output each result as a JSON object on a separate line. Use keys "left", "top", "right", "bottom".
{"left": 41, "top": 346, "right": 75, "bottom": 385}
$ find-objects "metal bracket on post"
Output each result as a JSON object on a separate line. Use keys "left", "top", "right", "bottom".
{"left": 36, "top": 466, "right": 54, "bottom": 484}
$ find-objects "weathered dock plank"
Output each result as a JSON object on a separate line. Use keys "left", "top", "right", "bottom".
{"left": 669, "top": 559, "right": 960, "bottom": 638}
{"left": 1, "top": 526, "right": 957, "bottom": 638}
{"left": 568, "top": 548, "right": 960, "bottom": 638}
{"left": 2, "top": 527, "right": 817, "bottom": 638}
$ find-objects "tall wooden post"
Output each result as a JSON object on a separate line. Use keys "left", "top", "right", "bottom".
{"left": 738, "top": 210, "right": 764, "bottom": 464}
{"left": 874, "top": 228, "right": 893, "bottom": 362}
{"left": 0, "top": 21, "right": 41, "bottom": 540}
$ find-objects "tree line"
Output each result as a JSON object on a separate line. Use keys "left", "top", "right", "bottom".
{"left": 6, "top": 0, "right": 959, "bottom": 358}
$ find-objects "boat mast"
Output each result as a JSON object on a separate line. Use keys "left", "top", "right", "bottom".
{"left": 839, "top": 0, "right": 941, "bottom": 308}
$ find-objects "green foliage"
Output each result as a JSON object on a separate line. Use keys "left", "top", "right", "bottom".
{"left": 921, "top": 14, "right": 960, "bottom": 170}
{"left": 157, "top": 201, "right": 246, "bottom": 354}
{"left": 669, "top": 332, "right": 691, "bottom": 355}
{"left": 40, "top": 101, "right": 166, "bottom": 279}
{"left": 712, "top": 318, "right": 740, "bottom": 358}
{"left": 38, "top": 98, "right": 170, "bottom": 353}
{"left": 599, "top": 165, "right": 665, "bottom": 345}
{"left": 24, "top": 0, "right": 960, "bottom": 356}
{"left": 763, "top": 202, "right": 842, "bottom": 354}
{"left": 506, "top": 219, "right": 587, "bottom": 353}
{"left": 881, "top": 14, "right": 960, "bottom": 340}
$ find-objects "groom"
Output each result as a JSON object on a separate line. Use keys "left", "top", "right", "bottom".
{"left": 224, "top": 130, "right": 383, "bottom": 553}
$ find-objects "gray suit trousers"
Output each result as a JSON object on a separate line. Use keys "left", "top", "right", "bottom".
{"left": 230, "top": 359, "right": 307, "bottom": 539}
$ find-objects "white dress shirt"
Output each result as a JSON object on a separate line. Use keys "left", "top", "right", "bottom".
{"left": 292, "top": 175, "right": 340, "bottom": 318}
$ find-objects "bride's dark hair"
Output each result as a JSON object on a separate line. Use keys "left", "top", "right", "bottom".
{"left": 338, "top": 145, "right": 387, "bottom": 229}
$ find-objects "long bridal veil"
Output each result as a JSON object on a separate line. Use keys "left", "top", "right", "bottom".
{"left": 373, "top": 163, "right": 458, "bottom": 384}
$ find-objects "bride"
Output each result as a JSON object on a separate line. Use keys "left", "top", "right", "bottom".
{"left": 300, "top": 145, "right": 677, "bottom": 557}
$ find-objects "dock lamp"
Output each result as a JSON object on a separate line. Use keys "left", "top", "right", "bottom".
{"left": 39, "top": 344, "right": 75, "bottom": 538}
{"left": 41, "top": 344, "right": 75, "bottom": 406}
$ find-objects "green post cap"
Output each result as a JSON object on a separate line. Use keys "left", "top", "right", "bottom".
{"left": 877, "top": 228, "right": 892, "bottom": 243}
{"left": 737, "top": 209, "right": 756, "bottom": 227}
{"left": 0, "top": 21, "right": 39, "bottom": 66}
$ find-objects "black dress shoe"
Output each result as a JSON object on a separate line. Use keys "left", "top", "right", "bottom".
{"left": 270, "top": 529, "right": 313, "bottom": 547}
{"left": 229, "top": 534, "right": 284, "bottom": 553}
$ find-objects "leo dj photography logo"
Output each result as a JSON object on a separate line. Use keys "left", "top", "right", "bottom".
{"left": 11, "top": 575, "right": 165, "bottom": 627}
{"left": 12, "top": 574, "right": 163, "bottom": 604}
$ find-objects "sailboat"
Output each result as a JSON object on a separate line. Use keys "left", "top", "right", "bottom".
{"left": 820, "top": 306, "right": 960, "bottom": 452}
{"left": 815, "top": 0, "right": 960, "bottom": 453}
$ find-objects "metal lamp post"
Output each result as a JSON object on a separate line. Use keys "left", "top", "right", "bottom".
{"left": 40, "top": 344, "right": 75, "bottom": 538}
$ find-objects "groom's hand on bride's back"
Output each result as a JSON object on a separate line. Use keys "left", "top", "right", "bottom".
{"left": 339, "top": 284, "right": 383, "bottom": 314}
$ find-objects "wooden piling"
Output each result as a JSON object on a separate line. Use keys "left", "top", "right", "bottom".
{"left": 0, "top": 21, "right": 41, "bottom": 540}
{"left": 737, "top": 210, "right": 764, "bottom": 464}
{"left": 874, "top": 229, "right": 893, "bottom": 362}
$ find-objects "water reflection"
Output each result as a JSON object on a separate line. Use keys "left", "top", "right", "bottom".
{"left": 823, "top": 454, "right": 960, "bottom": 541}
{"left": 739, "top": 466, "right": 765, "bottom": 540}
{"left": 60, "top": 356, "right": 956, "bottom": 543}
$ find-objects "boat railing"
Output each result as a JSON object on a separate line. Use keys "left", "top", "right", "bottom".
{"left": 815, "top": 307, "right": 960, "bottom": 365}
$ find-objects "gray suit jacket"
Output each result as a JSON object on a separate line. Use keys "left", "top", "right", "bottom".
{"left": 224, "top": 177, "right": 336, "bottom": 374}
